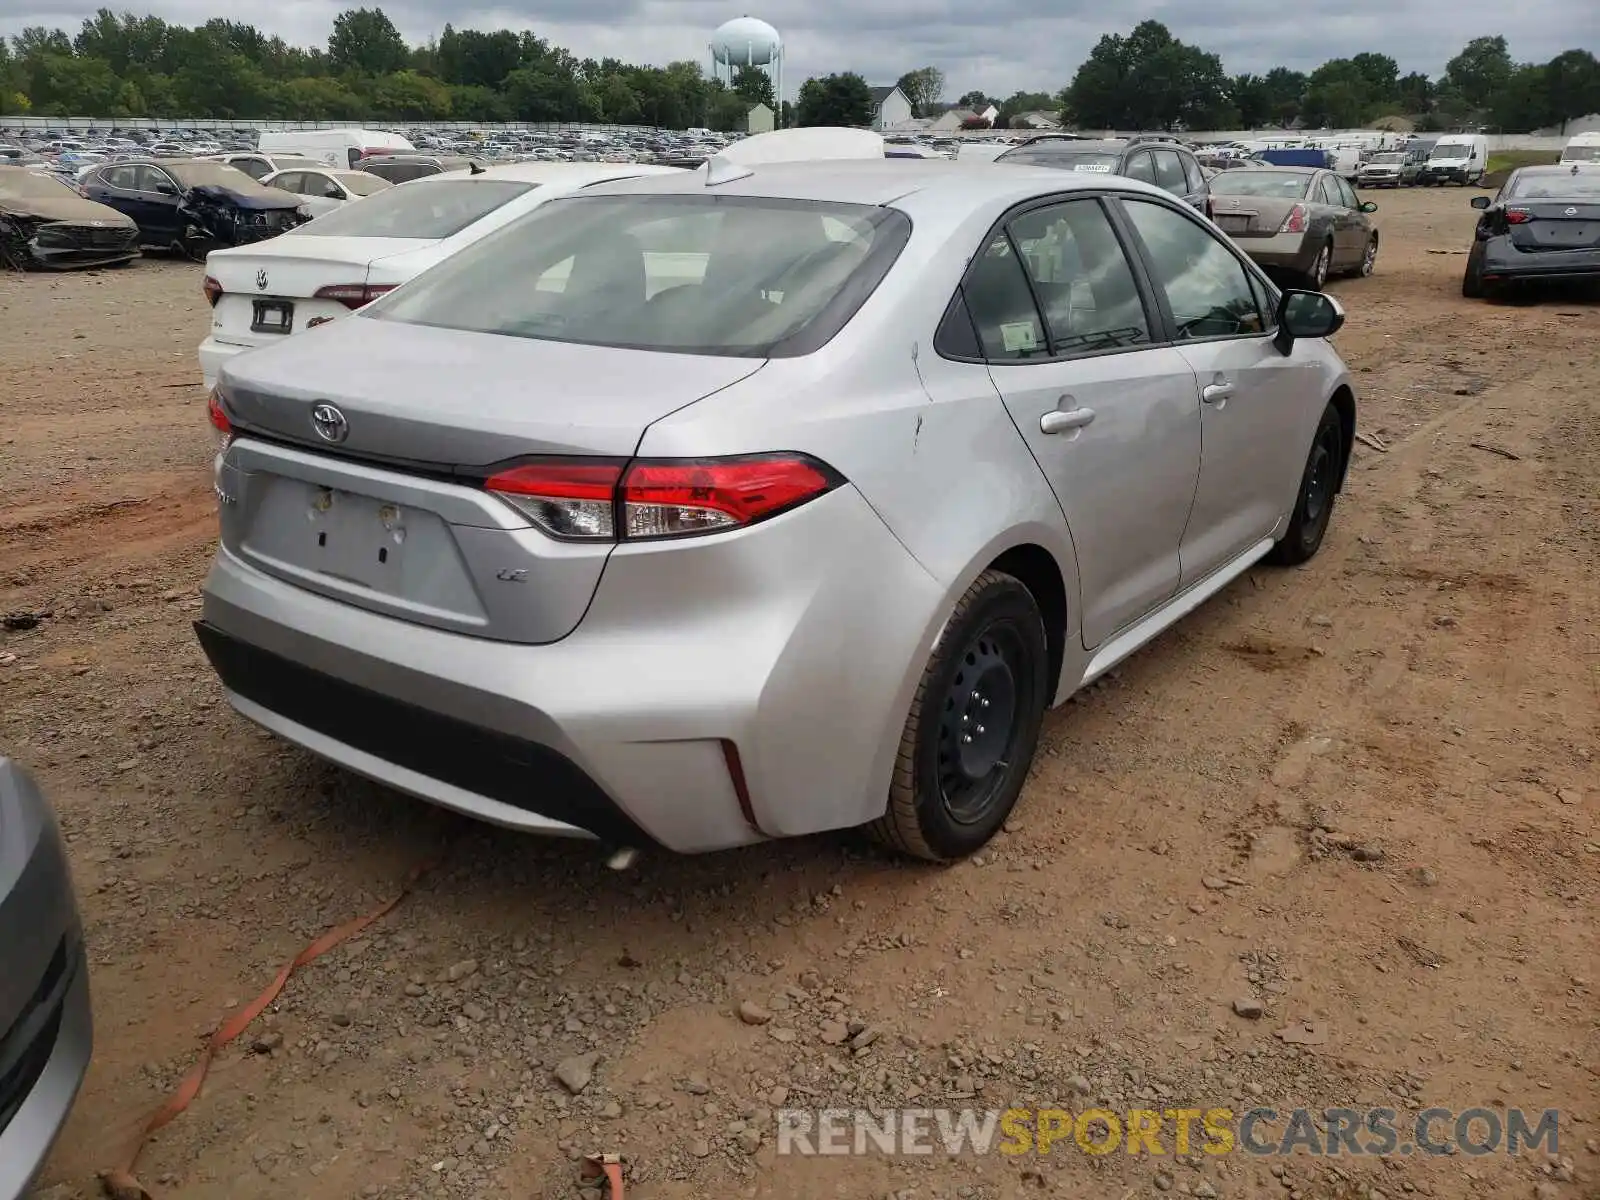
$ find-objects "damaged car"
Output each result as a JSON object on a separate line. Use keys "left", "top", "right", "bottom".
{"left": 0, "top": 166, "right": 140, "bottom": 270}
{"left": 77, "top": 159, "right": 307, "bottom": 260}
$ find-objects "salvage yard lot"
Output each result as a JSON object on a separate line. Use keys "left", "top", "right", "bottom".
{"left": 2, "top": 185, "right": 1597, "bottom": 1200}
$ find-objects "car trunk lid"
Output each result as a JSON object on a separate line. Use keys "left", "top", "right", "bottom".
{"left": 1210, "top": 195, "right": 1299, "bottom": 237}
{"left": 213, "top": 315, "right": 766, "bottom": 644}
{"left": 206, "top": 235, "right": 432, "bottom": 348}
{"left": 1507, "top": 201, "right": 1600, "bottom": 251}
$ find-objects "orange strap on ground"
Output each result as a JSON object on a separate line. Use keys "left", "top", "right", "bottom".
{"left": 581, "top": 1153, "right": 625, "bottom": 1200}
{"left": 98, "top": 853, "right": 444, "bottom": 1200}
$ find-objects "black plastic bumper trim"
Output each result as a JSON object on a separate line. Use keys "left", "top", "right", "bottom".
{"left": 193, "top": 621, "right": 652, "bottom": 846}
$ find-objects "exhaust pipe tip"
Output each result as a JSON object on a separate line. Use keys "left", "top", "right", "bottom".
{"left": 605, "top": 846, "right": 640, "bottom": 872}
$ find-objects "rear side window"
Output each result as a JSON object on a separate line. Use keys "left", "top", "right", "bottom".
{"left": 286, "top": 179, "right": 532, "bottom": 239}
{"left": 1006, "top": 200, "right": 1150, "bottom": 355}
{"left": 371, "top": 195, "right": 911, "bottom": 358}
{"left": 231, "top": 157, "right": 270, "bottom": 180}
{"left": 1152, "top": 150, "right": 1187, "bottom": 195}
{"left": 1123, "top": 152, "right": 1156, "bottom": 184}
{"left": 959, "top": 232, "right": 1047, "bottom": 360}
{"left": 1316, "top": 176, "right": 1342, "bottom": 207}
{"left": 1181, "top": 153, "right": 1207, "bottom": 195}
{"left": 271, "top": 172, "right": 305, "bottom": 194}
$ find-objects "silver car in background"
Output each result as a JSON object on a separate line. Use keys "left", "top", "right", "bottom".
{"left": 1207, "top": 166, "right": 1381, "bottom": 288}
{"left": 197, "top": 159, "right": 1356, "bottom": 861}
{"left": 0, "top": 757, "right": 92, "bottom": 1200}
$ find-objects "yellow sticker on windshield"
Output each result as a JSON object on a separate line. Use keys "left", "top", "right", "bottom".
{"left": 1000, "top": 321, "right": 1039, "bottom": 353}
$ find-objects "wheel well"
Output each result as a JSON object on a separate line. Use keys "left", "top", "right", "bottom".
{"left": 987, "top": 544, "right": 1067, "bottom": 697}
{"left": 1329, "top": 385, "right": 1356, "bottom": 491}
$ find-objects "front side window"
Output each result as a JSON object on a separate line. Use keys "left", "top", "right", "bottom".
{"left": 1121, "top": 199, "right": 1265, "bottom": 341}
{"left": 1007, "top": 200, "right": 1150, "bottom": 355}
{"left": 371, "top": 195, "right": 908, "bottom": 358}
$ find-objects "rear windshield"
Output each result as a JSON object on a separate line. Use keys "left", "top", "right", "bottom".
{"left": 997, "top": 146, "right": 1122, "bottom": 172}
{"left": 1561, "top": 147, "right": 1600, "bottom": 164}
{"left": 365, "top": 162, "right": 440, "bottom": 184}
{"left": 1507, "top": 171, "right": 1600, "bottom": 199}
{"left": 370, "top": 194, "right": 910, "bottom": 358}
{"left": 1207, "top": 171, "right": 1312, "bottom": 199}
{"left": 338, "top": 171, "right": 391, "bottom": 196}
{"left": 287, "top": 178, "right": 531, "bottom": 239}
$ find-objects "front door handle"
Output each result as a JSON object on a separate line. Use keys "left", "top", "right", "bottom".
{"left": 1040, "top": 406, "right": 1096, "bottom": 435}
{"left": 1202, "top": 382, "right": 1234, "bottom": 405}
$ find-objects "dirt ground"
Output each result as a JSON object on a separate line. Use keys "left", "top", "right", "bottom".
{"left": 2, "top": 187, "right": 1597, "bottom": 1200}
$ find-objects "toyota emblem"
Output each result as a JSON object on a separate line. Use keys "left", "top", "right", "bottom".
{"left": 1565, "top": 207, "right": 1579, "bottom": 216}
{"left": 255, "top": 268, "right": 268, "bottom": 291}
{"left": 310, "top": 402, "right": 349, "bottom": 444}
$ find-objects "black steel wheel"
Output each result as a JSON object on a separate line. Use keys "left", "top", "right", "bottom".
{"left": 1267, "top": 404, "right": 1344, "bottom": 566}
{"left": 871, "top": 570, "right": 1049, "bottom": 861}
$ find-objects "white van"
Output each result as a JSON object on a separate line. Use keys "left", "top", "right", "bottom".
{"left": 256, "top": 128, "right": 415, "bottom": 171}
{"left": 1560, "top": 132, "right": 1600, "bottom": 164}
{"left": 1419, "top": 133, "right": 1488, "bottom": 186}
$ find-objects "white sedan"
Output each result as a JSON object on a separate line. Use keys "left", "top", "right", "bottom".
{"left": 260, "top": 166, "right": 392, "bottom": 217}
{"left": 199, "top": 162, "right": 681, "bottom": 388}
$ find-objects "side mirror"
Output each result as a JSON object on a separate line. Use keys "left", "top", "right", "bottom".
{"left": 154, "top": 183, "right": 178, "bottom": 196}
{"left": 1470, "top": 195, "right": 1491, "bottom": 210}
{"left": 1273, "top": 289, "right": 1345, "bottom": 355}
{"left": 1359, "top": 201, "right": 1378, "bottom": 213}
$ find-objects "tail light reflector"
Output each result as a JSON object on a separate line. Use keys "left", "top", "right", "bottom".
{"left": 202, "top": 275, "right": 223, "bottom": 306}
{"left": 1504, "top": 208, "right": 1531, "bottom": 224}
{"left": 313, "top": 283, "right": 396, "bottom": 310}
{"left": 1278, "top": 204, "right": 1308, "bottom": 234}
{"left": 482, "top": 454, "right": 842, "bottom": 543}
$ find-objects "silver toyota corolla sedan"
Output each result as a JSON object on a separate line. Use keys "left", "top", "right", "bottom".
{"left": 0, "top": 757, "right": 93, "bottom": 1200}
{"left": 197, "top": 158, "right": 1357, "bottom": 861}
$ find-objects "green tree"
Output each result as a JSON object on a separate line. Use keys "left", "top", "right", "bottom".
{"left": 1396, "top": 71, "right": 1433, "bottom": 114}
{"left": 1061, "top": 21, "right": 1233, "bottom": 130}
{"left": 1348, "top": 52, "right": 1399, "bottom": 106}
{"left": 369, "top": 68, "right": 452, "bottom": 119}
{"left": 993, "top": 89, "right": 1054, "bottom": 128}
{"left": 328, "top": 8, "right": 408, "bottom": 77}
{"left": 732, "top": 64, "right": 773, "bottom": 109}
{"left": 1544, "top": 49, "right": 1600, "bottom": 131}
{"left": 956, "top": 89, "right": 990, "bottom": 110}
{"left": 1445, "top": 35, "right": 1513, "bottom": 112}
{"left": 1260, "top": 67, "right": 1306, "bottom": 125}
{"left": 895, "top": 65, "right": 944, "bottom": 117}
{"left": 1231, "top": 74, "right": 1271, "bottom": 127}
{"left": 795, "top": 72, "right": 873, "bottom": 127}
{"left": 1302, "top": 58, "right": 1375, "bottom": 127}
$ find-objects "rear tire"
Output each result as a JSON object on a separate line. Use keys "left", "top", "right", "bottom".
{"left": 1357, "top": 235, "right": 1378, "bottom": 277}
{"left": 1462, "top": 241, "right": 1485, "bottom": 298}
{"left": 1267, "top": 404, "right": 1343, "bottom": 567}
{"left": 870, "top": 570, "right": 1049, "bottom": 862}
{"left": 1301, "top": 241, "right": 1332, "bottom": 290}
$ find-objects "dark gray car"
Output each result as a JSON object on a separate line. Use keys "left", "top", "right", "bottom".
{"left": 0, "top": 757, "right": 92, "bottom": 1200}
{"left": 995, "top": 137, "right": 1213, "bottom": 215}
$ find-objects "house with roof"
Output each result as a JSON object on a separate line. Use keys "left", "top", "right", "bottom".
{"left": 868, "top": 85, "right": 914, "bottom": 131}
{"left": 1012, "top": 110, "right": 1063, "bottom": 131}
{"left": 930, "top": 103, "right": 999, "bottom": 131}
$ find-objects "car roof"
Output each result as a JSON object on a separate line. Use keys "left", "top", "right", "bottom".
{"left": 1513, "top": 163, "right": 1600, "bottom": 178}
{"left": 1232, "top": 164, "right": 1322, "bottom": 174}
{"left": 1012, "top": 139, "right": 1128, "bottom": 154}
{"left": 576, "top": 158, "right": 1173, "bottom": 210}
{"left": 418, "top": 161, "right": 677, "bottom": 186}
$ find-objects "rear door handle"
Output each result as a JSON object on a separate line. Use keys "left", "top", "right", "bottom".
{"left": 1040, "top": 406, "right": 1096, "bottom": 434}
{"left": 1202, "top": 382, "right": 1234, "bottom": 404}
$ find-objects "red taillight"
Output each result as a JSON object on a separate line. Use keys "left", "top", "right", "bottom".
{"left": 207, "top": 388, "right": 233, "bottom": 458}
{"left": 1504, "top": 208, "right": 1531, "bottom": 224}
{"left": 202, "top": 275, "right": 223, "bottom": 306}
{"left": 313, "top": 283, "right": 396, "bottom": 310}
{"left": 1279, "top": 204, "right": 1308, "bottom": 234}
{"left": 482, "top": 455, "right": 840, "bottom": 542}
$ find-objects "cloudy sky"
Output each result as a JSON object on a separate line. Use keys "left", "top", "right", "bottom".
{"left": 1, "top": 0, "right": 1592, "bottom": 98}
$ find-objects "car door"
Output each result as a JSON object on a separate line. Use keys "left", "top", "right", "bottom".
{"left": 960, "top": 196, "right": 1204, "bottom": 649}
{"left": 1121, "top": 150, "right": 1157, "bottom": 187}
{"left": 1316, "top": 174, "right": 1361, "bottom": 266}
{"left": 1116, "top": 196, "right": 1312, "bottom": 586}
{"left": 1332, "top": 175, "right": 1372, "bottom": 258}
{"left": 130, "top": 164, "right": 181, "bottom": 239}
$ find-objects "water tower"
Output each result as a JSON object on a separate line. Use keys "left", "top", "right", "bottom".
{"left": 709, "top": 16, "right": 784, "bottom": 127}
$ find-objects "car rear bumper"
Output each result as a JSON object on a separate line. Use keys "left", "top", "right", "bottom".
{"left": 1235, "top": 232, "right": 1318, "bottom": 272}
{"left": 196, "top": 484, "right": 945, "bottom": 853}
{"left": 1481, "top": 243, "right": 1600, "bottom": 282}
{"left": 0, "top": 760, "right": 93, "bottom": 1200}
